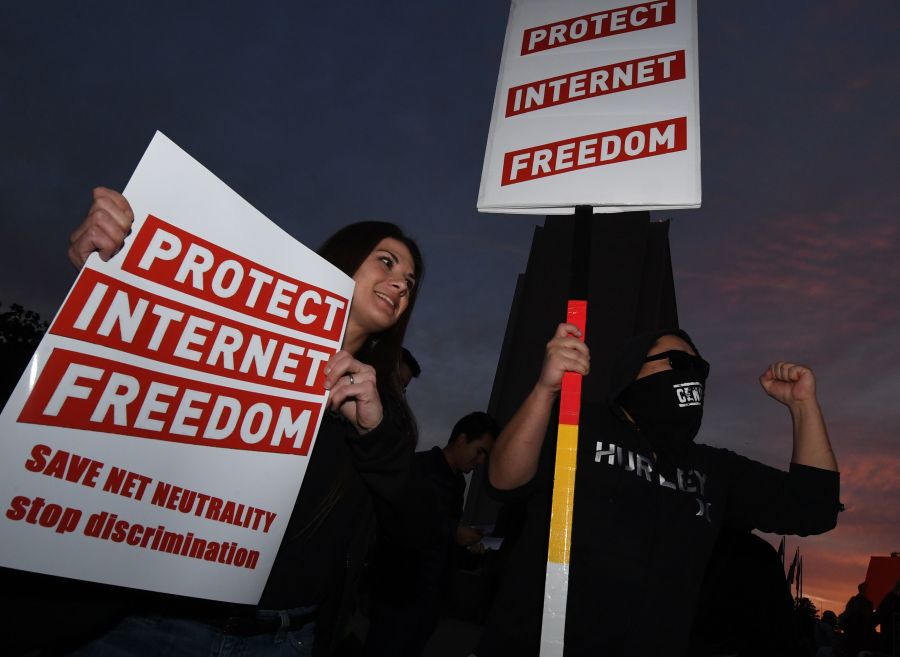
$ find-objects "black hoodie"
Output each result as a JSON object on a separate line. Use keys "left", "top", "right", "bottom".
{"left": 477, "top": 330, "right": 839, "bottom": 657}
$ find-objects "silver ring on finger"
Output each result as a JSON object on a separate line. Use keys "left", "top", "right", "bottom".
{"left": 348, "top": 373, "right": 355, "bottom": 385}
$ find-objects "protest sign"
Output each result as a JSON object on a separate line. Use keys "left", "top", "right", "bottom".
{"left": 478, "top": 0, "right": 700, "bottom": 214}
{"left": 0, "top": 132, "right": 354, "bottom": 604}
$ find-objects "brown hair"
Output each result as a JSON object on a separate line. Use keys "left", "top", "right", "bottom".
{"left": 318, "top": 221, "right": 423, "bottom": 443}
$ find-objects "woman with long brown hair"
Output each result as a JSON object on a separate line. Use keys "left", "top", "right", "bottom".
{"left": 56, "top": 187, "right": 426, "bottom": 656}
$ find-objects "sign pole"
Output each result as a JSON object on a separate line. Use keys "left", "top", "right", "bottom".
{"left": 539, "top": 205, "right": 591, "bottom": 657}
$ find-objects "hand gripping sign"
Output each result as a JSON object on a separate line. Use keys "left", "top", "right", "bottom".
{"left": 0, "top": 132, "right": 354, "bottom": 604}
{"left": 478, "top": 0, "right": 701, "bottom": 214}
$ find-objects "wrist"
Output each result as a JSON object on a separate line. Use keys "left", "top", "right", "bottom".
{"left": 532, "top": 381, "right": 560, "bottom": 404}
{"left": 788, "top": 397, "right": 819, "bottom": 418}
{"left": 356, "top": 413, "right": 384, "bottom": 435}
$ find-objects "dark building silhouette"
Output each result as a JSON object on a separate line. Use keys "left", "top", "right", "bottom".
{"left": 465, "top": 211, "right": 677, "bottom": 527}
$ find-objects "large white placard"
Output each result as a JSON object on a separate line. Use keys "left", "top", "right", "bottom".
{"left": 0, "top": 132, "right": 354, "bottom": 604}
{"left": 478, "top": 0, "right": 701, "bottom": 214}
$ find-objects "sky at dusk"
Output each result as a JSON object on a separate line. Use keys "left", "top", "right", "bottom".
{"left": 1, "top": 1, "right": 898, "bottom": 615}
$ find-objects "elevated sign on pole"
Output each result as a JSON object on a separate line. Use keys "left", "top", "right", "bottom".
{"left": 478, "top": 0, "right": 700, "bottom": 215}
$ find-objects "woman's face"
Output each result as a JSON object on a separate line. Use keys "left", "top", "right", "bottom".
{"left": 350, "top": 237, "right": 417, "bottom": 336}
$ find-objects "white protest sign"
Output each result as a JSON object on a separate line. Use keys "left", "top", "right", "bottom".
{"left": 0, "top": 132, "right": 354, "bottom": 604}
{"left": 478, "top": 0, "right": 700, "bottom": 214}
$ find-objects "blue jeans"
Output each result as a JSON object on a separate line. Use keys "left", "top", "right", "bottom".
{"left": 67, "top": 608, "right": 316, "bottom": 657}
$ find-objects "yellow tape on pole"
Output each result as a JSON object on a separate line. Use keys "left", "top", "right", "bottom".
{"left": 547, "top": 423, "right": 579, "bottom": 564}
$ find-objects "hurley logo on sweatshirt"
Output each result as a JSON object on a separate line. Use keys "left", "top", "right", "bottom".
{"left": 594, "top": 441, "right": 712, "bottom": 522}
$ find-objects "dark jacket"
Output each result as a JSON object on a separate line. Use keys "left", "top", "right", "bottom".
{"left": 478, "top": 330, "right": 840, "bottom": 657}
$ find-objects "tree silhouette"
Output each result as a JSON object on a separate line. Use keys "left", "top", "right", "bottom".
{"left": 0, "top": 302, "right": 49, "bottom": 404}
{"left": 794, "top": 596, "right": 819, "bottom": 655}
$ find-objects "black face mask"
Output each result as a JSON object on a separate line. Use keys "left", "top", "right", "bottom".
{"left": 617, "top": 368, "right": 706, "bottom": 460}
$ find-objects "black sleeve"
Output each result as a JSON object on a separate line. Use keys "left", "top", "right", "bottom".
{"left": 343, "top": 408, "right": 410, "bottom": 497}
{"left": 723, "top": 451, "right": 841, "bottom": 536}
{"left": 343, "top": 402, "right": 435, "bottom": 547}
{"left": 428, "top": 462, "right": 465, "bottom": 545}
{"left": 412, "top": 450, "right": 461, "bottom": 545}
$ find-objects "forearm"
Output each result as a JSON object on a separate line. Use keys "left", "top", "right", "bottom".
{"left": 489, "top": 384, "right": 557, "bottom": 490}
{"left": 789, "top": 398, "right": 838, "bottom": 471}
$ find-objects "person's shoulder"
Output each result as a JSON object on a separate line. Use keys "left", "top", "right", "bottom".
{"left": 691, "top": 442, "right": 739, "bottom": 461}
{"left": 579, "top": 400, "right": 635, "bottom": 439}
{"left": 689, "top": 443, "right": 764, "bottom": 472}
{"left": 415, "top": 446, "right": 443, "bottom": 462}
{"left": 414, "top": 446, "right": 448, "bottom": 475}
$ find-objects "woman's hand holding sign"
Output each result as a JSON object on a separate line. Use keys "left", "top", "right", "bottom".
{"left": 68, "top": 187, "right": 134, "bottom": 269}
{"left": 323, "top": 350, "right": 383, "bottom": 435}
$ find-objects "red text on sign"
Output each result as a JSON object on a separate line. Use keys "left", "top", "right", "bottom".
{"left": 506, "top": 51, "right": 685, "bottom": 116}
{"left": 19, "top": 349, "right": 320, "bottom": 455}
{"left": 501, "top": 117, "right": 687, "bottom": 186}
{"left": 122, "top": 215, "right": 348, "bottom": 342}
{"left": 6, "top": 496, "right": 82, "bottom": 534}
{"left": 521, "top": 1, "right": 674, "bottom": 55}
{"left": 52, "top": 269, "right": 333, "bottom": 394}
{"left": 103, "top": 466, "right": 154, "bottom": 500}
{"left": 25, "top": 443, "right": 105, "bottom": 488}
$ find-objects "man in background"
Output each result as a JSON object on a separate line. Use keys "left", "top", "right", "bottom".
{"left": 364, "top": 411, "right": 500, "bottom": 657}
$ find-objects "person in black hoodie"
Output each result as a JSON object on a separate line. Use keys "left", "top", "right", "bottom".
{"left": 477, "top": 325, "right": 840, "bottom": 657}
